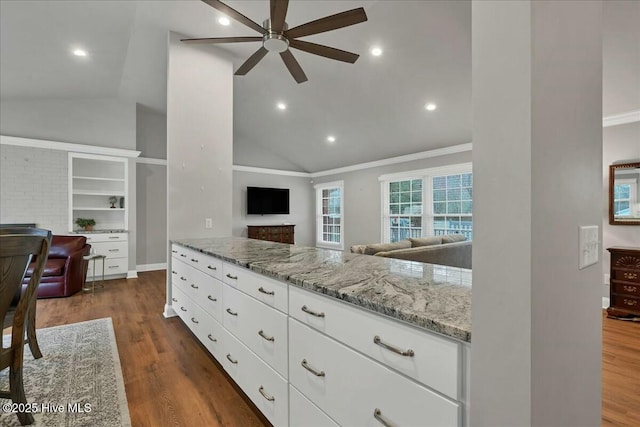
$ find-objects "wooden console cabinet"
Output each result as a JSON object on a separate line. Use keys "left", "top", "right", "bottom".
{"left": 248, "top": 225, "right": 295, "bottom": 244}
{"left": 607, "top": 247, "right": 640, "bottom": 318}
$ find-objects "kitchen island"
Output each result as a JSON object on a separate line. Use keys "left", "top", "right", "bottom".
{"left": 168, "top": 237, "right": 471, "bottom": 426}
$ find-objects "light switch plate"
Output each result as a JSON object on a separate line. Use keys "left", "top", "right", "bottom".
{"left": 579, "top": 225, "right": 599, "bottom": 269}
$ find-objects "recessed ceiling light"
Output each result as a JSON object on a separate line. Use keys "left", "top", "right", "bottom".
{"left": 425, "top": 103, "right": 437, "bottom": 111}
{"left": 277, "top": 102, "right": 287, "bottom": 110}
{"left": 327, "top": 136, "right": 336, "bottom": 143}
{"left": 218, "top": 16, "right": 231, "bottom": 26}
{"left": 72, "top": 49, "right": 87, "bottom": 57}
{"left": 370, "top": 47, "right": 383, "bottom": 57}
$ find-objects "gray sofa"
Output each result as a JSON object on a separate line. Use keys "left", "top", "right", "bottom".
{"left": 350, "top": 234, "right": 472, "bottom": 269}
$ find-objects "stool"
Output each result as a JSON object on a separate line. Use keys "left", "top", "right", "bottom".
{"left": 83, "top": 254, "right": 106, "bottom": 294}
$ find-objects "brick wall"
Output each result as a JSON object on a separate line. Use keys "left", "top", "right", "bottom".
{"left": 0, "top": 144, "right": 68, "bottom": 233}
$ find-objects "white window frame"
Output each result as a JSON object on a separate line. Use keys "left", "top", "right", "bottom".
{"left": 614, "top": 178, "right": 638, "bottom": 217}
{"left": 314, "top": 180, "right": 344, "bottom": 250}
{"left": 379, "top": 163, "right": 472, "bottom": 243}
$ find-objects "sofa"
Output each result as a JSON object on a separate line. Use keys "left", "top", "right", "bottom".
{"left": 21, "top": 235, "right": 91, "bottom": 298}
{"left": 350, "top": 234, "right": 472, "bottom": 269}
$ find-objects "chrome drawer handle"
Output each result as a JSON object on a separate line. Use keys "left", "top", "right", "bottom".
{"left": 258, "top": 386, "right": 275, "bottom": 402}
{"left": 108, "top": 236, "right": 120, "bottom": 240}
{"left": 226, "top": 354, "right": 238, "bottom": 364}
{"left": 171, "top": 297, "right": 177, "bottom": 302}
{"left": 226, "top": 308, "right": 238, "bottom": 316}
{"left": 258, "top": 286, "right": 274, "bottom": 296}
{"left": 180, "top": 254, "right": 187, "bottom": 257}
{"left": 190, "top": 284, "right": 199, "bottom": 289}
{"left": 207, "top": 334, "right": 217, "bottom": 342}
{"left": 301, "top": 305, "right": 325, "bottom": 318}
{"left": 207, "top": 295, "right": 217, "bottom": 302}
{"left": 108, "top": 249, "right": 119, "bottom": 252}
{"left": 374, "top": 409, "right": 396, "bottom": 427}
{"left": 190, "top": 258, "right": 198, "bottom": 263}
{"left": 180, "top": 276, "right": 187, "bottom": 281}
{"left": 108, "top": 265, "right": 119, "bottom": 269}
{"left": 373, "top": 336, "right": 415, "bottom": 357}
{"left": 207, "top": 265, "right": 217, "bottom": 271}
{"left": 191, "top": 317, "right": 199, "bottom": 324}
{"left": 258, "top": 330, "right": 275, "bottom": 342}
{"left": 301, "top": 359, "right": 325, "bottom": 377}
{"left": 171, "top": 250, "right": 177, "bottom": 253}
{"left": 226, "top": 273, "right": 238, "bottom": 280}
{"left": 180, "top": 307, "right": 187, "bottom": 312}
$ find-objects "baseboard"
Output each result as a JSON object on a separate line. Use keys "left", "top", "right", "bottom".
{"left": 602, "top": 297, "right": 610, "bottom": 309}
{"left": 126, "top": 270, "right": 138, "bottom": 279}
{"left": 163, "top": 304, "right": 177, "bottom": 318}
{"left": 136, "top": 263, "right": 167, "bottom": 272}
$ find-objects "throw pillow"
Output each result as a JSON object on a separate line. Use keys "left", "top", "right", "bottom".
{"left": 363, "top": 240, "right": 411, "bottom": 255}
{"left": 441, "top": 234, "right": 466, "bottom": 243}
{"left": 408, "top": 236, "right": 442, "bottom": 247}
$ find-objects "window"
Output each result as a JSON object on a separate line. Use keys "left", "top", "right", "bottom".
{"left": 613, "top": 179, "right": 637, "bottom": 217}
{"left": 315, "top": 181, "right": 344, "bottom": 249}
{"left": 380, "top": 164, "right": 472, "bottom": 243}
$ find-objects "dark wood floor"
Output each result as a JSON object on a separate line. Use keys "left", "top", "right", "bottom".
{"left": 31, "top": 272, "right": 639, "bottom": 426}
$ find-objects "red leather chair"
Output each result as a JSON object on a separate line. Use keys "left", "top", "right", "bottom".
{"left": 22, "top": 235, "right": 91, "bottom": 298}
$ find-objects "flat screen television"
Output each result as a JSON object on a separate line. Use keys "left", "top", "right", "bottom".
{"left": 247, "top": 186, "right": 290, "bottom": 215}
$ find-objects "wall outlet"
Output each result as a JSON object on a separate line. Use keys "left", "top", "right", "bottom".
{"left": 205, "top": 218, "right": 212, "bottom": 229}
{"left": 579, "top": 225, "right": 599, "bottom": 269}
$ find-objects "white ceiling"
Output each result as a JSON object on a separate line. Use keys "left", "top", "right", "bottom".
{"left": 1, "top": 1, "right": 638, "bottom": 172}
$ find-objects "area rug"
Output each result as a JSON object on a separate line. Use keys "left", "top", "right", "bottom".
{"left": 0, "top": 318, "right": 131, "bottom": 427}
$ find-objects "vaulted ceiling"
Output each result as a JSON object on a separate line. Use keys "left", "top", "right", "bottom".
{"left": 1, "top": 1, "right": 638, "bottom": 172}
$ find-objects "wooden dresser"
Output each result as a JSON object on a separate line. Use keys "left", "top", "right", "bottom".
{"left": 248, "top": 225, "right": 295, "bottom": 244}
{"left": 607, "top": 247, "right": 640, "bottom": 318}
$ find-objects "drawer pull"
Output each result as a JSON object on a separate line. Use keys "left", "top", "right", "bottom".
{"left": 226, "top": 308, "right": 238, "bottom": 316}
{"left": 623, "top": 272, "right": 638, "bottom": 280}
{"left": 226, "top": 273, "right": 238, "bottom": 280}
{"left": 373, "top": 336, "right": 415, "bottom": 357}
{"left": 207, "top": 295, "right": 217, "bottom": 302}
{"left": 623, "top": 285, "right": 637, "bottom": 293}
{"left": 301, "top": 359, "right": 325, "bottom": 377}
{"left": 171, "top": 250, "right": 177, "bottom": 253}
{"left": 226, "top": 354, "right": 238, "bottom": 364}
{"left": 190, "top": 258, "right": 199, "bottom": 263}
{"left": 191, "top": 317, "right": 199, "bottom": 324}
{"left": 108, "top": 249, "right": 119, "bottom": 252}
{"left": 180, "top": 276, "right": 187, "bottom": 281}
{"left": 180, "top": 306, "right": 187, "bottom": 312}
{"left": 207, "top": 265, "right": 217, "bottom": 271}
{"left": 207, "top": 334, "right": 217, "bottom": 342}
{"left": 108, "top": 265, "right": 119, "bottom": 269}
{"left": 190, "top": 283, "right": 199, "bottom": 289}
{"left": 108, "top": 236, "right": 120, "bottom": 240}
{"left": 374, "top": 409, "right": 396, "bottom": 427}
{"left": 180, "top": 254, "right": 187, "bottom": 257}
{"left": 258, "top": 286, "right": 275, "bottom": 296}
{"left": 301, "top": 305, "right": 325, "bottom": 318}
{"left": 258, "top": 386, "right": 275, "bottom": 402}
{"left": 258, "top": 330, "right": 275, "bottom": 342}
{"left": 171, "top": 297, "right": 177, "bottom": 302}
{"left": 623, "top": 299, "right": 638, "bottom": 307}
{"left": 172, "top": 270, "right": 177, "bottom": 274}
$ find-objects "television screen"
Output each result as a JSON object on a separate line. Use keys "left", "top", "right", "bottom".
{"left": 247, "top": 187, "right": 290, "bottom": 215}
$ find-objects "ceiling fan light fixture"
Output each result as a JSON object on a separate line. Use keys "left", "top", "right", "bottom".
{"left": 263, "top": 33, "right": 289, "bottom": 53}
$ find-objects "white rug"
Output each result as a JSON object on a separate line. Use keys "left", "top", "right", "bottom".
{"left": 0, "top": 318, "right": 131, "bottom": 426}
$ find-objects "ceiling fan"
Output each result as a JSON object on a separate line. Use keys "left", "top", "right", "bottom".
{"left": 181, "top": 0, "right": 368, "bottom": 83}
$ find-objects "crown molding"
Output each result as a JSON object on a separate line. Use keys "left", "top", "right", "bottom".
{"left": 603, "top": 110, "right": 640, "bottom": 127}
{"left": 0, "top": 135, "right": 141, "bottom": 158}
{"left": 232, "top": 165, "right": 312, "bottom": 177}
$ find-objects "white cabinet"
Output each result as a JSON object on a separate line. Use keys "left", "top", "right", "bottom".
{"left": 85, "top": 233, "right": 128, "bottom": 278}
{"left": 69, "top": 153, "right": 129, "bottom": 232}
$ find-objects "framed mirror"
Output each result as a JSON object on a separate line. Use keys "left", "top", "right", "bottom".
{"left": 609, "top": 161, "right": 640, "bottom": 225}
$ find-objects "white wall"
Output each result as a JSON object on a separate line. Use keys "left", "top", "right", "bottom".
{"left": 312, "top": 150, "right": 472, "bottom": 250}
{"left": 232, "top": 170, "right": 314, "bottom": 247}
{"left": 471, "top": 1, "right": 602, "bottom": 425}
{"left": 0, "top": 98, "right": 136, "bottom": 149}
{"left": 0, "top": 144, "right": 68, "bottom": 233}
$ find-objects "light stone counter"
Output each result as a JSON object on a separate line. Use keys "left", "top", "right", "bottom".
{"left": 173, "top": 237, "right": 472, "bottom": 342}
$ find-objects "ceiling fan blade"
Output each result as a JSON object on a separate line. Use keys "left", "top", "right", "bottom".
{"left": 181, "top": 36, "right": 263, "bottom": 45}
{"left": 289, "top": 40, "right": 359, "bottom": 63}
{"left": 280, "top": 50, "right": 308, "bottom": 83}
{"left": 235, "top": 47, "right": 269, "bottom": 75}
{"left": 270, "top": 0, "right": 289, "bottom": 33}
{"left": 285, "top": 7, "right": 367, "bottom": 39}
{"left": 202, "top": 0, "right": 266, "bottom": 34}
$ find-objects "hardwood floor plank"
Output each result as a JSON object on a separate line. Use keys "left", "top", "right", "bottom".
{"left": 28, "top": 272, "right": 638, "bottom": 426}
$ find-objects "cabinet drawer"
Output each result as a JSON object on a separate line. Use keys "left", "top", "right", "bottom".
{"left": 195, "top": 309, "right": 226, "bottom": 362}
{"left": 91, "top": 241, "right": 128, "bottom": 259}
{"left": 612, "top": 269, "right": 640, "bottom": 284}
{"left": 612, "top": 281, "right": 640, "bottom": 297}
{"left": 611, "top": 294, "right": 640, "bottom": 311}
{"left": 223, "top": 285, "right": 288, "bottom": 378}
{"left": 290, "top": 385, "right": 339, "bottom": 427}
{"left": 176, "top": 245, "right": 223, "bottom": 281}
{"left": 85, "top": 233, "right": 127, "bottom": 244}
{"left": 88, "top": 257, "right": 127, "bottom": 276}
{"left": 170, "top": 258, "right": 190, "bottom": 293}
{"left": 290, "top": 286, "right": 461, "bottom": 399}
{"left": 172, "top": 286, "right": 193, "bottom": 326}
{"left": 289, "top": 319, "right": 460, "bottom": 427}
{"left": 223, "top": 263, "right": 288, "bottom": 313}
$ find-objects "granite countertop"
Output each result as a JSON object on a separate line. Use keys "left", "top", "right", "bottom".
{"left": 173, "top": 237, "right": 472, "bottom": 342}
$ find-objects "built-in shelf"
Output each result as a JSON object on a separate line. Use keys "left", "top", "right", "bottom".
{"left": 73, "top": 207, "right": 125, "bottom": 211}
{"left": 73, "top": 190, "right": 125, "bottom": 196}
{"left": 73, "top": 176, "right": 125, "bottom": 182}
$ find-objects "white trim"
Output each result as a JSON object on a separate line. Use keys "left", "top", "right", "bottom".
{"left": 311, "top": 143, "right": 472, "bottom": 177}
{"left": 379, "top": 162, "right": 473, "bottom": 182}
{"left": 137, "top": 157, "right": 167, "bottom": 166}
{"left": 137, "top": 262, "right": 167, "bottom": 272}
{"left": 163, "top": 304, "right": 178, "bottom": 318}
{"left": 1, "top": 135, "right": 141, "bottom": 157}
{"left": 126, "top": 270, "right": 138, "bottom": 279}
{"left": 603, "top": 110, "right": 640, "bottom": 127}
{"left": 233, "top": 165, "right": 311, "bottom": 177}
